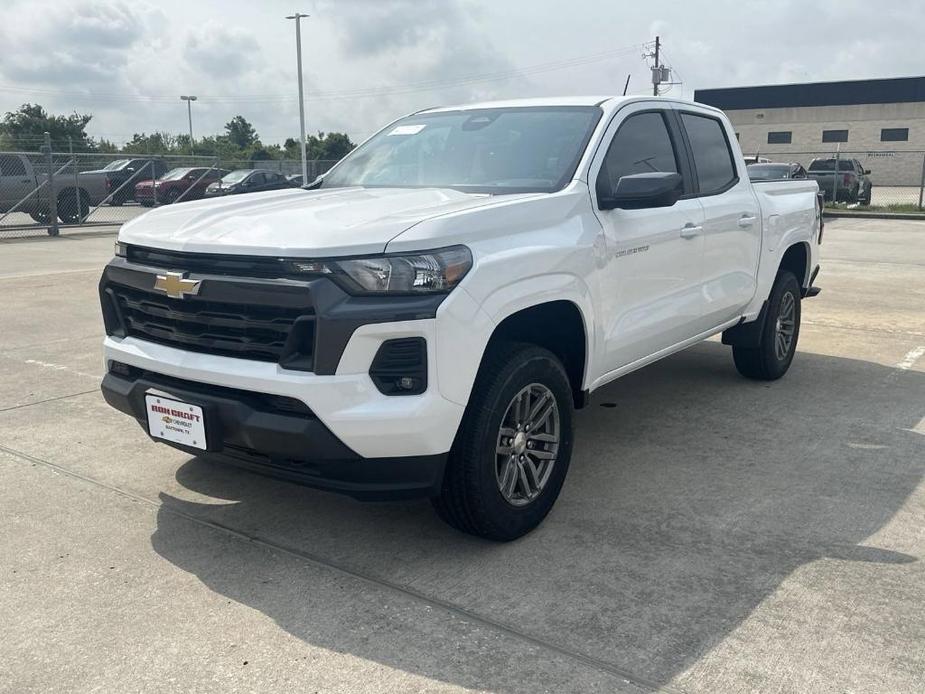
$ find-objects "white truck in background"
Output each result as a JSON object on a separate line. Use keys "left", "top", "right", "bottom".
{"left": 99, "top": 96, "right": 822, "bottom": 540}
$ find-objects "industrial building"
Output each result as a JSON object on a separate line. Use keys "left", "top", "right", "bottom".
{"left": 694, "top": 76, "right": 925, "bottom": 186}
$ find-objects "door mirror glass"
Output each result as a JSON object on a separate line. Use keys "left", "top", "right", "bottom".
{"left": 864, "top": 169, "right": 871, "bottom": 175}
{"left": 599, "top": 172, "right": 683, "bottom": 210}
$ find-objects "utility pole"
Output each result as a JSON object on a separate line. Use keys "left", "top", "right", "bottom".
{"left": 180, "top": 95, "right": 197, "bottom": 155}
{"left": 286, "top": 12, "right": 310, "bottom": 184}
{"left": 652, "top": 35, "right": 660, "bottom": 96}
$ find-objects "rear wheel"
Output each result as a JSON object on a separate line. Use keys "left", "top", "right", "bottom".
{"left": 57, "top": 189, "right": 90, "bottom": 224}
{"left": 732, "top": 271, "right": 801, "bottom": 380}
{"left": 432, "top": 343, "right": 574, "bottom": 541}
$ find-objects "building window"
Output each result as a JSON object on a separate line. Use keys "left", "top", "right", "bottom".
{"left": 767, "top": 131, "right": 792, "bottom": 144}
{"left": 822, "top": 129, "right": 848, "bottom": 143}
{"left": 881, "top": 128, "right": 909, "bottom": 142}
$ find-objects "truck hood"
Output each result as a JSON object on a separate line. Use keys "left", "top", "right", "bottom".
{"left": 118, "top": 186, "right": 527, "bottom": 257}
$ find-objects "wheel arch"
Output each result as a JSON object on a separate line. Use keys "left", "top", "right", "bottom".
{"left": 778, "top": 241, "right": 811, "bottom": 289}
{"left": 481, "top": 299, "right": 590, "bottom": 408}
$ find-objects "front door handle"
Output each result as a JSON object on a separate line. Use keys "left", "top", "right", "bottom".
{"left": 680, "top": 224, "right": 702, "bottom": 239}
{"left": 738, "top": 215, "right": 758, "bottom": 228}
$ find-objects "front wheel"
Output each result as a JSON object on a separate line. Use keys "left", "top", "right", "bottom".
{"left": 432, "top": 343, "right": 574, "bottom": 541}
{"left": 732, "top": 271, "right": 801, "bottom": 380}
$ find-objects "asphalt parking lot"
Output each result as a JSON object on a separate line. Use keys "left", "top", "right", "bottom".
{"left": 0, "top": 218, "right": 923, "bottom": 693}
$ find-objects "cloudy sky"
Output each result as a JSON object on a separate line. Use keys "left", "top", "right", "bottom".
{"left": 0, "top": 0, "right": 922, "bottom": 147}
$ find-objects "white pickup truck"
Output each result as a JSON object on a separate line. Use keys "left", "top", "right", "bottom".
{"left": 99, "top": 96, "right": 822, "bottom": 540}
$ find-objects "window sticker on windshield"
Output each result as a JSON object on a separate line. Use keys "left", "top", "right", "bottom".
{"left": 388, "top": 124, "right": 427, "bottom": 136}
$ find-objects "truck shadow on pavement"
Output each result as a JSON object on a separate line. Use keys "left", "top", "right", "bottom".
{"left": 150, "top": 341, "right": 923, "bottom": 692}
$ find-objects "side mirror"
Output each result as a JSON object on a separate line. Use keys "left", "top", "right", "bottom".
{"left": 598, "top": 172, "right": 683, "bottom": 210}
{"left": 864, "top": 169, "right": 871, "bottom": 175}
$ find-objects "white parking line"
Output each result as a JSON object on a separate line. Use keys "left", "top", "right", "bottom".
{"left": 24, "top": 358, "right": 98, "bottom": 380}
{"left": 896, "top": 346, "right": 925, "bottom": 371}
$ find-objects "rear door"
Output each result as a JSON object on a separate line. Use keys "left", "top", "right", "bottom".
{"left": 589, "top": 103, "right": 706, "bottom": 372}
{"left": 0, "top": 154, "right": 35, "bottom": 209}
{"left": 676, "top": 108, "right": 761, "bottom": 328}
{"left": 243, "top": 172, "right": 266, "bottom": 193}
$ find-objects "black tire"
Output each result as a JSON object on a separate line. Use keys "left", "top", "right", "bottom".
{"left": 29, "top": 208, "right": 52, "bottom": 224}
{"left": 860, "top": 187, "right": 872, "bottom": 206}
{"left": 732, "top": 271, "right": 801, "bottom": 380}
{"left": 57, "top": 189, "right": 90, "bottom": 224}
{"left": 432, "top": 343, "right": 574, "bottom": 541}
{"left": 165, "top": 187, "right": 182, "bottom": 204}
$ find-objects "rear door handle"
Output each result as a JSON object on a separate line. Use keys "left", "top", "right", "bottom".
{"left": 680, "top": 224, "right": 702, "bottom": 239}
{"left": 738, "top": 215, "right": 758, "bottom": 228}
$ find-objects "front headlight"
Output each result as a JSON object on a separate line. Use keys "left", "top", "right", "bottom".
{"left": 291, "top": 246, "right": 472, "bottom": 295}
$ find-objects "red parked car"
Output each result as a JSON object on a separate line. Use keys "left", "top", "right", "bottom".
{"left": 135, "top": 167, "right": 229, "bottom": 206}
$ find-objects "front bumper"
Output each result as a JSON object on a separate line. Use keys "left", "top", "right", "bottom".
{"left": 101, "top": 365, "right": 447, "bottom": 500}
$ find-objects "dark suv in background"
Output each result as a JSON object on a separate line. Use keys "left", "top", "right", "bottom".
{"left": 203, "top": 169, "right": 295, "bottom": 198}
{"left": 807, "top": 158, "right": 872, "bottom": 204}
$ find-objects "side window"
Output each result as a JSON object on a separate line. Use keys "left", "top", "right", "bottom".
{"left": 0, "top": 155, "right": 27, "bottom": 177}
{"left": 596, "top": 111, "right": 679, "bottom": 199}
{"left": 681, "top": 113, "right": 737, "bottom": 195}
{"left": 248, "top": 172, "right": 266, "bottom": 185}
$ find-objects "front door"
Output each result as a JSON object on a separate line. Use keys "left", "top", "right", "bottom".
{"left": 589, "top": 105, "right": 706, "bottom": 374}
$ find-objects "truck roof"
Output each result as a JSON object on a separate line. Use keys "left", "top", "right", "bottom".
{"left": 417, "top": 95, "right": 720, "bottom": 115}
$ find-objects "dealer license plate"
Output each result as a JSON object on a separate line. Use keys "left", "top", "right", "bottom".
{"left": 145, "top": 393, "right": 207, "bottom": 450}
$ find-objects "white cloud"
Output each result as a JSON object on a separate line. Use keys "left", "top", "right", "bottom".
{"left": 0, "top": 0, "right": 923, "bottom": 148}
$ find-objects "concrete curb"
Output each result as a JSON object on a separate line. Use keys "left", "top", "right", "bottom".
{"left": 824, "top": 210, "right": 925, "bottom": 221}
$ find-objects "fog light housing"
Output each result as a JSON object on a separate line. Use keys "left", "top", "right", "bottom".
{"left": 369, "top": 338, "right": 427, "bottom": 396}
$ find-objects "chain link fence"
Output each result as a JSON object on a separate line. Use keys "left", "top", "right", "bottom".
{"left": 1, "top": 143, "right": 337, "bottom": 239}
{"left": 742, "top": 149, "right": 925, "bottom": 210}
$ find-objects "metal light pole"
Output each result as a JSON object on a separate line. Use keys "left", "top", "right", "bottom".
{"left": 286, "top": 12, "right": 309, "bottom": 183}
{"left": 180, "top": 95, "right": 197, "bottom": 155}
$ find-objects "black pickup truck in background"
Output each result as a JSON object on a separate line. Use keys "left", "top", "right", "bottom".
{"left": 807, "top": 157, "right": 872, "bottom": 204}
{"left": 80, "top": 158, "right": 170, "bottom": 205}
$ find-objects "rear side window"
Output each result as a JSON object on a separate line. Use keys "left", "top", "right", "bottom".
{"left": 681, "top": 113, "right": 737, "bottom": 195}
{"left": 0, "top": 155, "right": 27, "bottom": 176}
{"left": 597, "top": 111, "right": 679, "bottom": 199}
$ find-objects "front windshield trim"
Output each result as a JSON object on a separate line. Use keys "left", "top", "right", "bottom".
{"left": 320, "top": 105, "right": 604, "bottom": 195}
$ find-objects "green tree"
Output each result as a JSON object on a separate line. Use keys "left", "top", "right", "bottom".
{"left": 224, "top": 115, "right": 259, "bottom": 149}
{"left": 0, "top": 103, "right": 94, "bottom": 150}
{"left": 306, "top": 131, "right": 355, "bottom": 160}
{"left": 120, "top": 132, "right": 178, "bottom": 154}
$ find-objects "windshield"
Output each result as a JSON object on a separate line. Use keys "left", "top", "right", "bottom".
{"left": 322, "top": 106, "right": 602, "bottom": 194}
{"left": 160, "top": 168, "right": 194, "bottom": 181}
{"left": 747, "top": 165, "right": 791, "bottom": 180}
{"left": 221, "top": 170, "right": 251, "bottom": 183}
{"left": 809, "top": 159, "right": 854, "bottom": 172}
{"left": 103, "top": 159, "right": 130, "bottom": 171}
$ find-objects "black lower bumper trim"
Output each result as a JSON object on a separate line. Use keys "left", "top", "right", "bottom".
{"left": 101, "top": 370, "right": 447, "bottom": 500}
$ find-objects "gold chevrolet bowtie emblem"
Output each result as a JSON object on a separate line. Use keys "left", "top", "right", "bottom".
{"left": 154, "top": 271, "right": 201, "bottom": 299}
